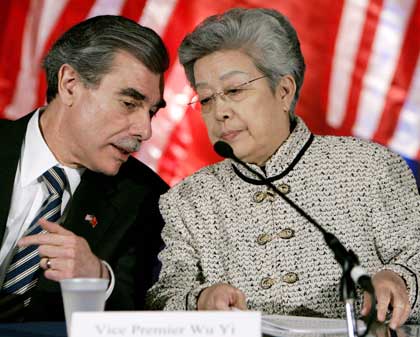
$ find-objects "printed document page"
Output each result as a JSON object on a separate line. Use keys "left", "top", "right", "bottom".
{"left": 262, "top": 315, "right": 366, "bottom": 335}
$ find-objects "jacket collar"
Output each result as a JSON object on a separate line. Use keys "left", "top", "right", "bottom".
{"left": 0, "top": 113, "right": 33, "bottom": 243}
{"left": 225, "top": 117, "right": 313, "bottom": 182}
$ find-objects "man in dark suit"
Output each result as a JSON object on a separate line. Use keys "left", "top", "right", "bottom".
{"left": 0, "top": 15, "right": 169, "bottom": 321}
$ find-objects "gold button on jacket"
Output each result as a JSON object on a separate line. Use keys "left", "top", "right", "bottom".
{"left": 278, "top": 228, "right": 295, "bottom": 239}
{"left": 260, "top": 277, "right": 275, "bottom": 289}
{"left": 253, "top": 191, "right": 266, "bottom": 203}
{"left": 282, "top": 272, "right": 299, "bottom": 284}
{"left": 256, "top": 233, "right": 271, "bottom": 245}
{"left": 277, "top": 183, "right": 290, "bottom": 194}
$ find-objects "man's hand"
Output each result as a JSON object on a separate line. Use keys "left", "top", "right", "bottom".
{"left": 18, "top": 218, "right": 108, "bottom": 281}
{"left": 197, "top": 283, "right": 247, "bottom": 310}
{"left": 361, "top": 270, "right": 410, "bottom": 329}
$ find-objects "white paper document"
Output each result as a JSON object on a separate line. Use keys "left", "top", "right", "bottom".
{"left": 262, "top": 315, "right": 366, "bottom": 336}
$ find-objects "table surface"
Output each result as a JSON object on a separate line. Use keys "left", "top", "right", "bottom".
{"left": 0, "top": 322, "right": 67, "bottom": 337}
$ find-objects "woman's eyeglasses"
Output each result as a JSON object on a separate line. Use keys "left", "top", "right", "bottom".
{"left": 188, "top": 75, "right": 268, "bottom": 110}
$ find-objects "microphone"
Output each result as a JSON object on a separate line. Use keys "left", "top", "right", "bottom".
{"left": 214, "top": 140, "right": 374, "bottom": 292}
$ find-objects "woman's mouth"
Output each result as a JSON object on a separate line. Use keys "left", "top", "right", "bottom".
{"left": 221, "top": 130, "right": 241, "bottom": 141}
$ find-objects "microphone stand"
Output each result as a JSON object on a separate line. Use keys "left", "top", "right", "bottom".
{"left": 218, "top": 145, "right": 372, "bottom": 337}
{"left": 342, "top": 254, "right": 358, "bottom": 337}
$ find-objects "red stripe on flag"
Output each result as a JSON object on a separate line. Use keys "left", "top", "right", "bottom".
{"left": 0, "top": 1, "right": 13, "bottom": 46}
{"left": 157, "top": 105, "right": 221, "bottom": 185}
{"left": 35, "top": 0, "right": 96, "bottom": 107}
{"left": 121, "top": 0, "right": 146, "bottom": 22}
{"left": 293, "top": 0, "right": 345, "bottom": 135}
{"left": 372, "top": 1, "right": 420, "bottom": 146}
{"left": 0, "top": 0, "right": 31, "bottom": 119}
{"left": 339, "top": 0, "right": 384, "bottom": 134}
{"left": 157, "top": 0, "right": 237, "bottom": 183}
{"left": 161, "top": 0, "right": 242, "bottom": 77}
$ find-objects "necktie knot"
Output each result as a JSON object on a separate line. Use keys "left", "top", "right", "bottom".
{"left": 42, "top": 166, "right": 67, "bottom": 198}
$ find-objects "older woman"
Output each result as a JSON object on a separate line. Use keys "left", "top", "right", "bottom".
{"left": 147, "top": 8, "right": 420, "bottom": 329}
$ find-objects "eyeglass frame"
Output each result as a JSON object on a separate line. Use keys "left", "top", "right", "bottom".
{"left": 187, "top": 75, "right": 268, "bottom": 107}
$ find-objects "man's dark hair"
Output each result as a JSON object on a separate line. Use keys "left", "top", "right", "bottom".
{"left": 43, "top": 15, "right": 169, "bottom": 103}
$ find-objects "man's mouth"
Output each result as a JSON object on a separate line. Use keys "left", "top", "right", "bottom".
{"left": 112, "top": 144, "right": 131, "bottom": 155}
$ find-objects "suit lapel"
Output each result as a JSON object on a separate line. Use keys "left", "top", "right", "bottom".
{"left": 0, "top": 114, "right": 32, "bottom": 243}
{"left": 63, "top": 171, "right": 118, "bottom": 251}
{"left": 62, "top": 166, "right": 146, "bottom": 252}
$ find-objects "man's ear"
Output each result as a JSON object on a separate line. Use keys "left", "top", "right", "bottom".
{"left": 57, "top": 64, "right": 80, "bottom": 107}
{"left": 275, "top": 74, "right": 296, "bottom": 112}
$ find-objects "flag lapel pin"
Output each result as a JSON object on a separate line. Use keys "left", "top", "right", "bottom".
{"left": 84, "top": 214, "right": 98, "bottom": 228}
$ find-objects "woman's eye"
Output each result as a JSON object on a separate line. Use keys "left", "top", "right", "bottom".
{"left": 199, "top": 97, "right": 212, "bottom": 105}
{"left": 226, "top": 88, "right": 242, "bottom": 96}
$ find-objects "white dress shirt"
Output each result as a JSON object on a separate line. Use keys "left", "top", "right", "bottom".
{"left": 0, "top": 110, "right": 114, "bottom": 296}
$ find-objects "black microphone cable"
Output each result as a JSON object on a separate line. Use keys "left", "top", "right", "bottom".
{"left": 214, "top": 140, "right": 376, "bottom": 337}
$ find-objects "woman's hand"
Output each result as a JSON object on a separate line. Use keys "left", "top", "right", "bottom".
{"left": 197, "top": 283, "right": 247, "bottom": 310}
{"left": 361, "top": 270, "right": 410, "bottom": 329}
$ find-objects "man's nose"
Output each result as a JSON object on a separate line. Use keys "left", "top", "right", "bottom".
{"left": 130, "top": 111, "right": 152, "bottom": 141}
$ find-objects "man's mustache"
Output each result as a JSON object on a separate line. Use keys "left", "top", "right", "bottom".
{"left": 113, "top": 138, "right": 141, "bottom": 153}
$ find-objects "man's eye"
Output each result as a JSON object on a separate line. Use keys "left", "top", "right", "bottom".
{"left": 149, "top": 108, "right": 158, "bottom": 118}
{"left": 123, "top": 101, "right": 136, "bottom": 109}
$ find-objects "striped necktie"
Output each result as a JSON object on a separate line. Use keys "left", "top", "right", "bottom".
{"left": 1, "top": 166, "right": 67, "bottom": 305}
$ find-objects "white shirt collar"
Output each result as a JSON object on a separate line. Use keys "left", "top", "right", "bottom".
{"left": 20, "top": 109, "right": 85, "bottom": 194}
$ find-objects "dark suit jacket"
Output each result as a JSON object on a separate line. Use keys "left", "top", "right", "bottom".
{"left": 0, "top": 113, "right": 168, "bottom": 321}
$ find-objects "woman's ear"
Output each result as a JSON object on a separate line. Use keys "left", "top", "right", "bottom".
{"left": 57, "top": 64, "right": 80, "bottom": 107}
{"left": 275, "top": 74, "right": 296, "bottom": 112}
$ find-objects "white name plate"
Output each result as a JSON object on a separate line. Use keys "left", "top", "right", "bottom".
{"left": 71, "top": 311, "right": 261, "bottom": 337}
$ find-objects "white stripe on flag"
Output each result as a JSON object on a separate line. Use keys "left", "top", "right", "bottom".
{"left": 353, "top": 0, "right": 416, "bottom": 139}
{"left": 138, "top": 0, "right": 183, "bottom": 171}
{"left": 327, "top": 0, "right": 369, "bottom": 128}
{"left": 137, "top": 60, "right": 192, "bottom": 171}
{"left": 38, "top": 0, "right": 69, "bottom": 60}
{"left": 139, "top": 0, "right": 178, "bottom": 35}
{"left": 87, "top": 0, "right": 126, "bottom": 18}
{"left": 389, "top": 56, "right": 420, "bottom": 159}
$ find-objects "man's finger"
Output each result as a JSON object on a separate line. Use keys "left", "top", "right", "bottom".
{"left": 39, "top": 257, "right": 50, "bottom": 270}
{"left": 38, "top": 244, "right": 76, "bottom": 259}
{"left": 38, "top": 218, "right": 71, "bottom": 235}
{"left": 44, "top": 269, "right": 64, "bottom": 282}
{"left": 18, "top": 232, "right": 70, "bottom": 248}
{"left": 43, "top": 258, "right": 80, "bottom": 281}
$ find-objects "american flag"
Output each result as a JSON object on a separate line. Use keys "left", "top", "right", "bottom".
{"left": 0, "top": 0, "right": 419, "bottom": 187}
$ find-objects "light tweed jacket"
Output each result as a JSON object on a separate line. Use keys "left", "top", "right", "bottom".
{"left": 147, "top": 117, "right": 420, "bottom": 321}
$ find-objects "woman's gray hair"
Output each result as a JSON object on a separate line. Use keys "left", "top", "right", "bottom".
{"left": 178, "top": 8, "right": 305, "bottom": 115}
{"left": 43, "top": 15, "right": 169, "bottom": 103}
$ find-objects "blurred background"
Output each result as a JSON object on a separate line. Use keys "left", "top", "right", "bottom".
{"left": 0, "top": 0, "right": 418, "bottom": 188}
